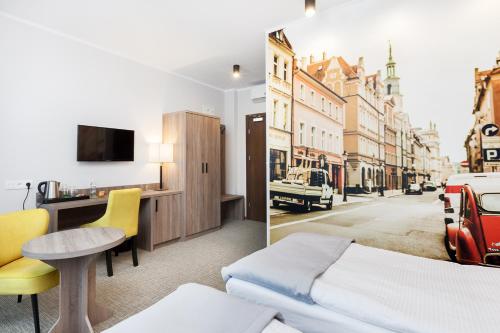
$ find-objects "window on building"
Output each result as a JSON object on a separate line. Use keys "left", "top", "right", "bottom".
{"left": 311, "top": 126, "right": 316, "bottom": 147}
{"left": 329, "top": 133, "right": 333, "bottom": 152}
{"left": 329, "top": 102, "right": 332, "bottom": 116}
{"left": 321, "top": 130, "right": 326, "bottom": 149}
{"left": 321, "top": 97, "right": 325, "bottom": 112}
{"left": 300, "top": 84, "right": 305, "bottom": 100}
{"left": 283, "top": 103, "right": 288, "bottom": 130}
{"left": 310, "top": 91, "right": 315, "bottom": 106}
{"left": 387, "top": 84, "right": 392, "bottom": 95}
{"left": 273, "top": 100, "right": 278, "bottom": 127}
{"left": 273, "top": 55, "right": 278, "bottom": 76}
{"left": 284, "top": 62, "right": 288, "bottom": 81}
{"left": 299, "top": 122, "right": 305, "bottom": 145}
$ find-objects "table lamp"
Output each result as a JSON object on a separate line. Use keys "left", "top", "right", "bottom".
{"left": 149, "top": 143, "right": 174, "bottom": 190}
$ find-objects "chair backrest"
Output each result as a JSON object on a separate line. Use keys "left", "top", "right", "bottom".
{"left": 0, "top": 209, "right": 49, "bottom": 267}
{"left": 104, "top": 188, "right": 142, "bottom": 238}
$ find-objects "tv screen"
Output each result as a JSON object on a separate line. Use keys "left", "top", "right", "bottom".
{"left": 77, "top": 125, "right": 134, "bottom": 161}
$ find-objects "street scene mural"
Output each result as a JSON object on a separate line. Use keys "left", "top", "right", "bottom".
{"left": 267, "top": 0, "right": 500, "bottom": 264}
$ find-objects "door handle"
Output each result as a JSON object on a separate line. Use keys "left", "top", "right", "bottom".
{"left": 202, "top": 162, "right": 204, "bottom": 174}
{"left": 205, "top": 162, "right": 208, "bottom": 173}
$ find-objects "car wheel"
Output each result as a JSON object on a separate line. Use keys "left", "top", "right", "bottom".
{"left": 272, "top": 200, "right": 280, "bottom": 208}
{"left": 444, "top": 234, "right": 457, "bottom": 262}
{"left": 303, "top": 200, "right": 312, "bottom": 212}
{"left": 326, "top": 197, "right": 333, "bottom": 210}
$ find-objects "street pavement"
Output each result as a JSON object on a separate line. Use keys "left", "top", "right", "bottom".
{"left": 270, "top": 190, "right": 449, "bottom": 261}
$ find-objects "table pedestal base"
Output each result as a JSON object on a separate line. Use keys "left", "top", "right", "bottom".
{"left": 88, "top": 260, "right": 112, "bottom": 324}
{"left": 46, "top": 255, "right": 96, "bottom": 333}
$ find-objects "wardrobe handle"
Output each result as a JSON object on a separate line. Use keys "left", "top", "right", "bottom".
{"left": 202, "top": 162, "right": 204, "bottom": 174}
{"left": 155, "top": 199, "right": 158, "bottom": 212}
{"left": 205, "top": 162, "right": 208, "bottom": 173}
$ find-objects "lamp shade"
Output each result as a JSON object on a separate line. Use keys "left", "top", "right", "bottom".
{"left": 149, "top": 143, "right": 173, "bottom": 163}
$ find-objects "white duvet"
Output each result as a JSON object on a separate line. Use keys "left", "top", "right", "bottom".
{"left": 310, "top": 243, "right": 500, "bottom": 333}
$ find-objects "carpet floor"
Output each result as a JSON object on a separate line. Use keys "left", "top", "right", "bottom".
{"left": 0, "top": 219, "right": 266, "bottom": 333}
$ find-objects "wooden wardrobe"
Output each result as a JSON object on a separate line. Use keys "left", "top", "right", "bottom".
{"left": 162, "top": 111, "right": 221, "bottom": 237}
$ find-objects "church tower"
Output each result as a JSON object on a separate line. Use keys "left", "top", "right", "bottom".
{"left": 384, "top": 41, "right": 403, "bottom": 112}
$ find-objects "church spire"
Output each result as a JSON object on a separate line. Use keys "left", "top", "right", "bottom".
{"left": 386, "top": 40, "right": 396, "bottom": 78}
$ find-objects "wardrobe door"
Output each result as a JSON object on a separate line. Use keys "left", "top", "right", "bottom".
{"left": 185, "top": 113, "right": 205, "bottom": 236}
{"left": 205, "top": 116, "right": 221, "bottom": 229}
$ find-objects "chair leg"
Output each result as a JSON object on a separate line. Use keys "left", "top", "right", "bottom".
{"left": 114, "top": 249, "right": 119, "bottom": 257}
{"left": 31, "top": 294, "right": 40, "bottom": 333}
{"left": 131, "top": 236, "right": 139, "bottom": 267}
{"left": 105, "top": 250, "right": 114, "bottom": 277}
{"left": 17, "top": 294, "right": 22, "bottom": 303}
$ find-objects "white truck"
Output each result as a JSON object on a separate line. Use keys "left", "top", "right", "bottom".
{"left": 270, "top": 167, "right": 334, "bottom": 211}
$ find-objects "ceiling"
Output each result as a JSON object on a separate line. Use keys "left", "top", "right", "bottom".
{"left": 0, "top": 0, "right": 343, "bottom": 90}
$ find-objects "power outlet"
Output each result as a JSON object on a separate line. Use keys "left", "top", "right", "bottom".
{"left": 5, "top": 180, "right": 33, "bottom": 190}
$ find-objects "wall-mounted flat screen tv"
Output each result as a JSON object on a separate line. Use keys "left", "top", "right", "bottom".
{"left": 77, "top": 125, "right": 134, "bottom": 161}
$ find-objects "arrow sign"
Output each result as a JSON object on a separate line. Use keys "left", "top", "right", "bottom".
{"left": 482, "top": 123, "right": 499, "bottom": 137}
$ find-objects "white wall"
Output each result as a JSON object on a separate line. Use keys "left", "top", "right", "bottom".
{"left": 0, "top": 15, "right": 224, "bottom": 213}
{"left": 224, "top": 86, "right": 266, "bottom": 201}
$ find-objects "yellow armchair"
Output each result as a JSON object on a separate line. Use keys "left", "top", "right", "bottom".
{"left": 0, "top": 208, "right": 59, "bottom": 333}
{"left": 81, "top": 188, "right": 142, "bottom": 276}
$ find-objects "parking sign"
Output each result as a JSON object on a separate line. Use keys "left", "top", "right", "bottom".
{"left": 482, "top": 136, "right": 500, "bottom": 166}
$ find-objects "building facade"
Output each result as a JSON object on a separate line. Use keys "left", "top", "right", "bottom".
{"left": 268, "top": 30, "right": 294, "bottom": 180}
{"left": 384, "top": 96, "right": 398, "bottom": 189}
{"left": 308, "top": 55, "right": 385, "bottom": 193}
{"left": 292, "top": 67, "right": 346, "bottom": 192}
{"left": 416, "top": 122, "right": 442, "bottom": 182}
{"left": 465, "top": 53, "right": 500, "bottom": 172}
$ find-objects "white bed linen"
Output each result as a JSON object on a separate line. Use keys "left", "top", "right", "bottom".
{"left": 103, "top": 294, "right": 299, "bottom": 333}
{"left": 226, "top": 278, "right": 392, "bottom": 333}
{"left": 311, "top": 243, "right": 500, "bottom": 333}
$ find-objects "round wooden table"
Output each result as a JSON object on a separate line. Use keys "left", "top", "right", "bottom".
{"left": 23, "top": 227, "right": 125, "bottom": 333}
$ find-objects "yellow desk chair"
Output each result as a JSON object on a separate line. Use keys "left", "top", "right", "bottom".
{"left": 0, "top": 209, "right": 59, "bottom": 333}
{"left": 82, "top": 188, "right": 142, "bottom": 277}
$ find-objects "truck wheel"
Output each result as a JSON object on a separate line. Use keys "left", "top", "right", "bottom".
{"left": 444, "top": 235, "right": 457, "bottom": 262}
{"left": 302, "top": 200, "right": 312, "bottom": 212}
{"left": 326, "top": 197, "right": 333, "bottom": 210}
{"left": 272, "top": 200, "right": 279, "bottom": 208}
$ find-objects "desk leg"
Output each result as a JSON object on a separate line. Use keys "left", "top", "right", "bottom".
{"left": 88, "top": 258, "right": 113, "bottom": 325}
{"left": 46, "top": 256, "right": 95, "bottom": 333}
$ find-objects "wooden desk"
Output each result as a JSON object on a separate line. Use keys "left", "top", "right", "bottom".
{"left": 40, "top": 190, "right": 183, "bottom": 251}
{"left": 22, "top": 227, "right": 125, "bottom": 333}
{"left": 221, "top": 194, "right": 245, "bottom": 221}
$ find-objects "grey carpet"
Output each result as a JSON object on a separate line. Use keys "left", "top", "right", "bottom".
{"left": 0, "top": 219, "right": 266, "bottom": 333}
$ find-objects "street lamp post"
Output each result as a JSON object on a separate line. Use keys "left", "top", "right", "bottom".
{"left": 343, "top": 151, "right": 348, "bottom": 202}
{"left": 379, "top": 162, "right": 385, "bottom": 197}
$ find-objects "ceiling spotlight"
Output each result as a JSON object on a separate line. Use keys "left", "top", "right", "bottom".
{"left": 233, "top": 64, "right": 240, "bottom": 78}
{"left": 305, "top": 0, "right": 316, "bottom": 17}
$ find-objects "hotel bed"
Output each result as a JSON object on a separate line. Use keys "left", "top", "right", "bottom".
{"left": 223, "top": 233, "right": 500, "bottom": 333}
{"left": 103, "top": 283, "right": 301, "bottom": 333}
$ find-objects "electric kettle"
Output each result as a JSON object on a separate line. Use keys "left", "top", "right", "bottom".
{"left": 38, "top": 181, "right": 61, "bottom": 200}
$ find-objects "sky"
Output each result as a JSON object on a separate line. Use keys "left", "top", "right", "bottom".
{"left": 283, "top": 0, "right": 500, "bottom": 163}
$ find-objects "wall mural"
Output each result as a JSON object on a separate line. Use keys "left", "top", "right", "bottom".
{"left": 267, "top": 0, "right": 500, "bottom": 266}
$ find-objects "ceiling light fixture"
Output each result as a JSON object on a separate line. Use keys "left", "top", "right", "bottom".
{"left": 305, "top": 0, "right": 316, "bottom": 17}
{"left": 233, "top": 64, "right": 240, "bottom": 78}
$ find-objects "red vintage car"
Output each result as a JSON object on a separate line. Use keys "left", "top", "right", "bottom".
{"left": 445, "top": 183, "right": 500, "bottom": 266}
